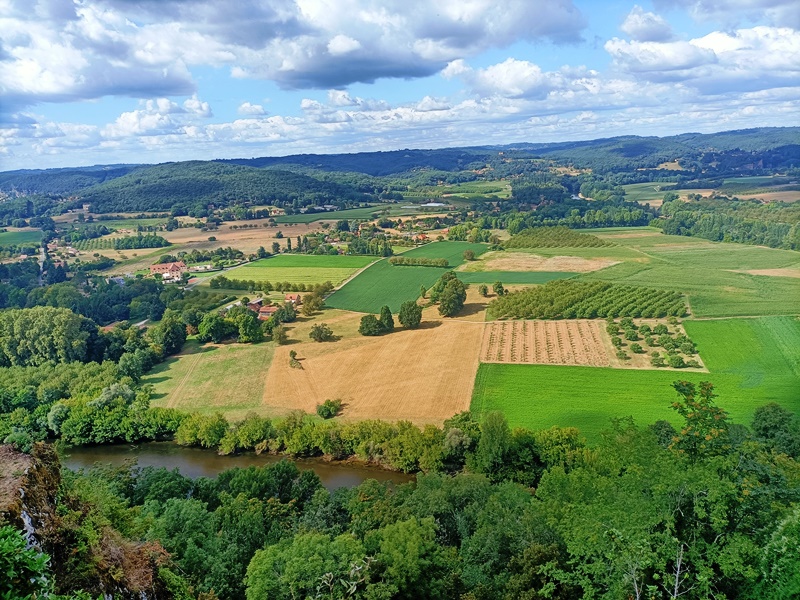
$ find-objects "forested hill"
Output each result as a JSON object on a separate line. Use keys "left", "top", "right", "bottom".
{"left": 500, "top": 127, "right": 800, "bottom": 172}
{"left": 1, "top": 127, "right": 797, "bottom": 200}
{"left": 219, "top": 147, "right": 490, "bottom": 176}
{"left": 77, "top": 161, "right": 370, "bottom": 213}
{"left": 0, "top": 165, "right": 139, "bottom": 196}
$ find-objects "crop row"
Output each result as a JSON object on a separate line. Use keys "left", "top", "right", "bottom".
{"left": 487, "top": 280, "right": 687, "bottom": 320}
{"left": 505, "top": 226, "right": 613, "bottom": 248}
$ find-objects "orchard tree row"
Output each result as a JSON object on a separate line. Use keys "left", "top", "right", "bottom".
{"left": 488, "top": 280, "right": 687, "bottom": 320}
{"left": 504, "top": 226, "right": 613, "bottom": 248}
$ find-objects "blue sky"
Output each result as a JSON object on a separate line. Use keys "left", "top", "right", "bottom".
{"left": 1, "top": 0, "right": 798, "bottom": 170}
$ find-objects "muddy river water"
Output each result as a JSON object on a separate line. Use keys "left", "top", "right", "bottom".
{"left": 62, "top": 442, "right": 414, "bottom": 490}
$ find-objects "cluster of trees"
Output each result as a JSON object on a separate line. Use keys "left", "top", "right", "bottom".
{"left": 0, "top": 310, "right": 192, "bottom": 450}
{"left": 210, "top": 275, "right": 335, "bottom": 294}
{"left": 112, "top": 233, "right": 171, "bottom": 249}
{"left": 658, "top": 196, "right": 800, "bottom": 250}
{"left": 488, "top": 280, "right": 687, "bottom": 320}
{"left": 12, "top": 383, "right": 800, "bottom": 599}
{"left": 607, "top": 317, "right": 701, "bottom": 367}
{"left": 359, "top": 305, "right": 396, "bottom": 336}
{"left": 347, "top": 237, "right": 394, "bottom": 256}
{"left": 161, "top": 246, "right": 245, "bottom": 265}
{"left": 428, "top": 272, "right": 467, "bottom": 317}
{"left": 197, "top": 304, "right": 266, "bottom": 344}
{"left": 504, "top": 226, "right": 612, "bottom": 248}
{"left": 388, "top": 256, "right": 449, "bottom": 267}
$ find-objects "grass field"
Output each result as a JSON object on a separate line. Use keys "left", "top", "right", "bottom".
{"left": 0, "top": 229, "right": 42, "bottom": 246}
{"left": 273, "top": 205, "right": 423, "bottom": 224}
{"left": 578, "top": 229, "right": 800, "bottom": 317}
{"left": 326, "top": 241, "right": 488, "bottom": 313}
{"left": 96, "top": 218, "right": 166, "bottom": 230}
{"left": 471, "top": 316, "right": 800, "bottom": 441}
{"left": 147, "top": 340, "right": 276, "bottom": 421}
{"left": 623, "top": 182, "right": 672, "bottom": 203}
{"left": 220, "top": 255, "right": 376, "bottom": 287}
{"left": 458, "top": 271, "right": 576, "bottom": 284}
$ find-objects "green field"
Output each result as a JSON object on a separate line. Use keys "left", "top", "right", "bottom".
{"left": 0, "top": 229, "right": 42, "bottom": 246}
{"left": 622, "top": 182, "right": 672, "bottom": 202}
{"left": 147, "top": 340, "right": 275, "bottom": 419}
{"left": 471, "top": 316, "right": 800, "bottom": 441}
{"left": 326, "top": 241, "right": 489, "bottom": 313}
{"left": 577, "top": 229, "right": 800, "bottom": 317}
{"left": 273, "top": 205, "right": 423, "bottom": 224}
{"left": 96, "top": 218, "right": 166, "bottom": 230}
{"left": 224, "top": 254, "right": 376, "bottom": 286}
{"left": 457, "top": 271, "right": 576, "bottom": 284}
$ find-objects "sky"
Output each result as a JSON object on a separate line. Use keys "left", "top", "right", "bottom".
{"left": 1, "top": 0, "right": 798, "bottom": 171}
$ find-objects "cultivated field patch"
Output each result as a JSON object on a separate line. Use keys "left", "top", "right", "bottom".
{"left": 471, "top": 315, "right": 799, "bottom": 441}
{"left": 481, "top": 320, "right": 610, "bottom": 367}
{"left": 326, "top": 241, "right": 488, "bottom": 313}
{"left": 262, "top": 310, "right": 483, "bottom": 424}
{"left": 459, "top": 251, "right": 618, "bottom": 273}
{"left": 0, "top": 229, "right": 41, "bottom": 246}
{"left": 227, "top": 254, "right": 376, "bottom": 287}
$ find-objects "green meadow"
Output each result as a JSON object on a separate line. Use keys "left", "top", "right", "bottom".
{"left": 0, "top": 229, "right": 42, "bottom": 246}
{"left": 273, "top": 205, "right": 423, "bottom": 223}
{"left": 457, "top": 271, "right": 576, "bottom": 284}
{"left": 471, "top": 316, "right": 800, "bottom": 441}
{"left": 227, "top": 254, "right": 376, "bottom": 287}
{"left": 326, "top": 241, "right": 488, "bottom": 313}
{"left": 577, "top": 229, "right": 800, "bottom": 317}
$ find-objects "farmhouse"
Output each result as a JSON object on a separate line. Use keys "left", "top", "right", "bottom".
{"left": 246, "top": 298, "right": 264, "bottom": 312}
{"left": 284, "top": 293, "right": 302, "bottom": 305}
{"left": 150, "top": 261, "right": 187, "bottom": 281}
{"left": 258, "top": 305, "right": 279, "bottom": 320}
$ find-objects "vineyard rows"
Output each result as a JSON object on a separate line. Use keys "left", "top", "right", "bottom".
{"left": 505, "top": 226, "right": 613, "bottom": 248}
{"left": 487, "top": 280, "right": 687, "bottom": 320}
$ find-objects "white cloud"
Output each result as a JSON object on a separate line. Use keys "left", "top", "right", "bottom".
{"left": 606, "top": 26, "right": 800, "bottom": 92}
{"left": 327, "top": 34, "right": 362, "bottom": 55}
{"left": 621, "top": 6, "right": 674, "bottom": 42}
{"left": 238, "top": 102, "right": 267, "bottom": 115}
{"left": 655, "top": 0, "right": 800, "bottom": 29}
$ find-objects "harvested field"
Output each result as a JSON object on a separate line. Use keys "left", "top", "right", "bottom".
{"left": 262, "top": 311, "right": 483, "bottom": 424}
{"left": 460, "top": 251, "right": 618, "bottom": 273}
{"left": 162, "top": 220, "right": 320, "bottom": 253}
{"left": 481, "top": 320, "right": 610, "bottom": 366}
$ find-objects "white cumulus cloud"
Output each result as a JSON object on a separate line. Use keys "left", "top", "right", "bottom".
{"left": 621, "top": 5, "right": 674, "bottom": 42}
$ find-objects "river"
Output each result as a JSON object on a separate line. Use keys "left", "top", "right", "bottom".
{"left": 62, "top": 442, "right": 415, "bottom": 490}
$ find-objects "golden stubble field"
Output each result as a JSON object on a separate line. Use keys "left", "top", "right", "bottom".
{"left": 262, "top": 308, "right": 485, "bottom": 425}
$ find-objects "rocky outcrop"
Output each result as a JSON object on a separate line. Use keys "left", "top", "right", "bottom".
{"left": 0, "top": 444, "right": 184, "bottom": 599}
{"left": 0, "top": 443, "right": 60, "bottom": 548}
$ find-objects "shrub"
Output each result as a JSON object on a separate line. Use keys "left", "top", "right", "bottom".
{"left": 630, "top": 343, "right": 644, "bottom": 354}
{"left": 463, "top": 249, "right": 475, "bottom": 261}
{"left": 478, "top": 284, "right": 489, "bottom": 297}
{"left": 359, "top": 315, "right": 384, "bottom": 336}
{"left": 316, "top": 398, "right": 343, "bottom": 419}
{"left": 309, "top": 323, "right": 335, "bottom": 342}
{"left": 398, "top": 300, "right": 423, "bottom": 329}
{"left": 667, "top": 354, "right": 686, "bottom": 368}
